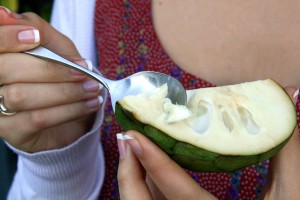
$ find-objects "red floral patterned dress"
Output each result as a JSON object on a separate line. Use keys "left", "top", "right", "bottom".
{"left": 94, "top": 1, "right": 300, "bottom": 199}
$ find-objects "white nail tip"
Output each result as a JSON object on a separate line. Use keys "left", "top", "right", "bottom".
{"left": 84, "top": 60, "right": 93, "bottom": 71}
{"left": 98, "top": 96, "right": 103, "bottom": 104}
{"left": 116, "top": 134, "right": 133, "bottom": 140}
{"left": 33, "top": 29, "right": 40, "bottom": 43}
{"left": 117, "top": 133, "right": 124, "bottom": 140}
{"left": 99, "top": 83, "right": 104, "bottom": 90}
{"left": 123, "top": 135, "right": 134, "bottom": 140}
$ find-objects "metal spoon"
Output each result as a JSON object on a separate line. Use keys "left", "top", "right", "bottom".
{"left": 24, "top": 46, "right": 187, "bottom": 110}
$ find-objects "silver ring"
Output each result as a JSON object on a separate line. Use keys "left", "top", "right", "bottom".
{"left": 0, "top": 95, "right": 16, "bottom": 116}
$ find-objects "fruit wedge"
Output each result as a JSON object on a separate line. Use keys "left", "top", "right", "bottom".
{"left": 116, "top": 79, "right": 297, "bottom": 172}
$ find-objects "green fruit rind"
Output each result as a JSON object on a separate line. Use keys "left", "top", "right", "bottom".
{"left": 144, "top": 125, "right": 177, "bottom": 155}
{"left": 116, "top": 100, "right": 295, "bottom": 172}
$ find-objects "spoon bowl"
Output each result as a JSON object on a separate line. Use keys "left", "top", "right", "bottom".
{"left": 24, "top": 47, "right": 187, "bottom": 110}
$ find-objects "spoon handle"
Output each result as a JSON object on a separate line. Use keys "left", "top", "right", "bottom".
{"left": 24, "top": 46, "right": 112, "bottom": 90}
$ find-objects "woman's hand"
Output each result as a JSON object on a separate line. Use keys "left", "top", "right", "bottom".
{"left": 0, "top": 7, "right": 102, "bottom": 152}
{"left": 263, "top": 87, "right": 300, "bottom": 199}
{"left": 117, "top": 131, "right": 217, "bottom": 200}
{"left": 117, "top": 87, "right": 300, "bottom": 200}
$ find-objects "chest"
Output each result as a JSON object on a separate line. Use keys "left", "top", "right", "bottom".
{"left": 152, "top": 0, "right": 300, "bottom": 87}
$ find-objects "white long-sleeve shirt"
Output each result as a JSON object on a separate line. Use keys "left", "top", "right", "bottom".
{"left": 8, "top": 1, "right": 106, "bottom": 199}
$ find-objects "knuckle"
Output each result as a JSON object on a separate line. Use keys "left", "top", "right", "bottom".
{"left": 23, "top": 12, "right": 43, "bottom": 26}
{"left": 117, "top": 172, "right": 131, "bottom": 187}
{"left": 23, "top": 12, "right": 39, "bottom": 19}
{"left": 0, "top": 30, "right": 9, "bottom": 51}
{"left": 0, "top": 33, "right": 5, "bottom": 48}
{"left": 146, "top": 160, "right": 168, "bottom": 175}
{"left": 64, "top": 37, "right": 76, "bottom": 50}
{"left": 42, "top": 60, "right": 67, "bottom": 81}
{"left": 29, "top": 110, "right": 48, "bottom": 129}
{"left": 147, "top": 165, "right": 162, "bottom": 176}
{"left": 0, "top": 58, "right": 5, "bottom": 83}
{"left": 41, "top": 60, "right": 57, "bottom": 80}
{"left": 66, "top": 102, "right": 86, "bottom": 117}
{"left": 59, "top": 82, "right": 73, "bottom": 97}
{"left": 4, "top": 84, "right": 24, "bottom": 108}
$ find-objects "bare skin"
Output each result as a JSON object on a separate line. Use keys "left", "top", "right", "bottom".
{"left": 152, "top": 0, "right": 300, "bottom": 87}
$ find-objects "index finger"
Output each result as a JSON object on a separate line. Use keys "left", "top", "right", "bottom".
{"left": 117, "top": 134, "right": 152, "bottom": 200}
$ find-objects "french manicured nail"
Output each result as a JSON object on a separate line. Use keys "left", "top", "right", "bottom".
{"left": 18, "top": 29, "right": 40, "bottom": 44}
{"left": 0, "top": 6, "right": 23, "bottom": 18}
{"left": 83, "top": 79, "right": 100, "bottom": 92}
{"left": 117, "top": 133, "right": 127, "bottom": 159}
{"left": 98, "top": 96, "right": 103, "bottom": 104}
{"left": 71, "top": 60, "right": 93, "bottom": 75}
{"left": 293, "top": 89, "right": 299, "bottom": 101}
{"left": 124, "top": 135, "right": 143, "bottom": 156}
{"left": 85, "top": 60, "right": 93, "bottom": 71}
{"left": 86, "top": 96, "right": 102, "bottom": 108}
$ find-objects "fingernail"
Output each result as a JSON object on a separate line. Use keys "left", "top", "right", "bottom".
{"left": 71, "top": 59, "right": 93, "bottom": 75}
{"left": 98, "top": 95, "right": 104, "bottom": 104}
{"left": 0, "top": 6, "right": 23, "bottom": 19}
{"left": 117, "top": 133, "right": 127, "bottom": 159}
{"left": 293, "top": 89, "right": 299, "bottom": 101}
{"left": 86, "top": 97, "right": 101, "bottom": 108}
{"left": 18, "top": 29, "right": 40, "bottom": 44}
{"left": 84, "top": 60, "right": 93, "bottom": 71}
{"left": 124, "top": 135, "right": 143, "bottom": 156}
{"left": 83, "top": 79, "right": 100, "bottom": 92}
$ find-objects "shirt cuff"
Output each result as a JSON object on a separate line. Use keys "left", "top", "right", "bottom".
{"left": 7, "top": 93, "right": 107, "bottom": 199}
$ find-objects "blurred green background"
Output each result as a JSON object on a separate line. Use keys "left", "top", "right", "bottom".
{"left": 0, "top": 0, "right": 53, "bottom": 21}
{"left": 0, "top": 1, "right": 54, "bottom": 199}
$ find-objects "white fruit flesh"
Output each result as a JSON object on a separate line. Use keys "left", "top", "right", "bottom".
{"left": 119, "top": 79, "right": 296, "bottom": 155}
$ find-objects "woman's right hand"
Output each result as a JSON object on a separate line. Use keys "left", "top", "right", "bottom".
{"left": 0, "top": 7, "right": 102, "bottom": 152}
